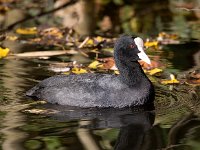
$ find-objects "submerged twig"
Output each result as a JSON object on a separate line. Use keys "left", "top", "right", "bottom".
{"left": 9, "top": 50, "right": 78, "bottom": 58}
{"left": 176, "top": 7, "right": 200, "bottom": 12}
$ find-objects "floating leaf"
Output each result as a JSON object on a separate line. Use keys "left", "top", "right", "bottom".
{"left": 144, "top": 41, "right": 158, "bottom": 48}
{"left": 86, "top": 39, "right": 94, "bottom": 45}
{"left": 72, "top": 67, "right": 87, "bottom": 74}
{"left": 188, "top": 71, "right": 200, "bottom": 79}
{"left": 88, "top": 60, "right": 103, "bottom": 69}
{"left": 30, "top": 38, "right": 41, "bottom": 43}
{"left": 98, "top": 57, "right": 115, "bottom": 70}
{"left": 114, "top": 70, "right": 119, "bottom": 74}
{"left": 40, "top": 27, "right": 63, "bottom": 39}
{"left": 63, "top": 72, "right": 70, "bottom": 75}
{"left": 148, "top": 68, "right": 163, "bottom": 75}
{"left": 139, "top": 57, "right": 165, "bottom": 70}
{"left": 186, "top": 70, "right": 200, "bottom": 85}
{"left": 95, "top": 36, "right": 104, "bottom": 42}
{"left": 157, "top": 32, "right": 180, "bottom": 44}
{"left": 0, "top": 47, "right": 10, "bottom": 58}
{"left": 186, "top": 79, "right": 200, "bottom": 85}
{"left": 158, "top": 32, "right": 178, "bottom": 40}
{"left": 85, "top": 36, "right": 105, "bottom": 46}
{"left": 16, "top": 27, "right": 37, "bottom": 35}
{"left": 6, "top": 35, "right": 18, "bottom": 41}
{"left": 161, "top": 74, "right": 180, "bottom": 85}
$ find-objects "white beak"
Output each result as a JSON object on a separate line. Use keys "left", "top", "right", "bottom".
{"left": 134, "top": 37, "right": 151, "bottom": 64}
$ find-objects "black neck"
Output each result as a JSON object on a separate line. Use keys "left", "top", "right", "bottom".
{"left": 116, "top": 60, "right": 147, "bottom": 86}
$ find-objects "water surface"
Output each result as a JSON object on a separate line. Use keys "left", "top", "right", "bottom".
{"left": 0, "top": 1, "right": 200, "bottom": 149}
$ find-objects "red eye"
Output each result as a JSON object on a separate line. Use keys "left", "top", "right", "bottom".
{"left": 129, "top": 44, "right": 135, "bottom": 48}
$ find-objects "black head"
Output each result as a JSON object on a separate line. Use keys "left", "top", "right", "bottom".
{"left": 114, "top": 35, "right": 151, "bottom": 65}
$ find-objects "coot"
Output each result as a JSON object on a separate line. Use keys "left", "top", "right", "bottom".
{"left": 26, "top": 35, "right": 155, "bottom": 108}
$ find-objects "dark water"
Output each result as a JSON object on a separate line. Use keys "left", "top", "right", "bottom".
{"left": 0, "top": 41, "right": 200, "bottom": 150}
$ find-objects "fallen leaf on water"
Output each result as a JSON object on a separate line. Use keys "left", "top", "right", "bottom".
{"left": 88, "top": 60, "right": 103, "bottom": 69}
{"left": 0, "top": 47, "right": 10, "bottom": 58}
{"left": 86, "top": 39, "right": 94, "bottom": 45}
{"left": 186, "top": 70, "right": 200, "bottom": 85}
{"left": 161, "top": 74, "right": 180, "bottom": 85}
{"left": 6, "top": 35, "right": 18, "bottom": 41}
{"left": 72, "top": 67, "right": 88, "bottom": 74}
{"left": 148, "top": 68, "right": 163, "bottom": 75}
{"left": 95, "top": 36, "right": 104, "bottom": 42}
{"left": 40, "top": 27, "right": 63, "bottom": 39}
{"left": 98, "top": 57, "right": 115, "bottom": 70}
{"left": 144, "top": 40, "right": 158, "bottom": 48}
{"left": 114, "top": 70, "right": 119, "bottom": 74}
{"left": 16, "top": 27, "right": 37, "bottom": 35}
{"left": 157, "top": 32, "right": 180, "bottom": 44}
{"left": 30, "top": 38, "right": 41, "bottom": 43}
{"left": 139, "top": 59, "right": 164, "bottom": 70}
{"left": 187, "top": 70, "right": 200, "bottom": 79}
{"left": 85, "top": 36, "right": 105, "bottom": 46}
{"left": 186, "top": 79, "right": 200, "bottom": 85}
{"left": 158, "top": 32, "right": 178, "bottom": 40}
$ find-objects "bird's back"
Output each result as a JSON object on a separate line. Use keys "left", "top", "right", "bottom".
{"left": 26, "top": 74, "right": 154, "bottom": 108}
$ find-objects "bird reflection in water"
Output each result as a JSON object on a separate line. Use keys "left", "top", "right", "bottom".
{"left": 33, "top": 103, "right": 155, "bottom": 150}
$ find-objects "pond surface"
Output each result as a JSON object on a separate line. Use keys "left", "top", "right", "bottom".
{"left": 0, "top": 1, "right": 200, "bottom": 150}
{"left": 0, "top": 40, "right": 200, "bottom": 150}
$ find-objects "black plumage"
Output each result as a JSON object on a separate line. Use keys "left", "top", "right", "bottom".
{"left": 26, "top": 35, "right": 155, "bottom": 108}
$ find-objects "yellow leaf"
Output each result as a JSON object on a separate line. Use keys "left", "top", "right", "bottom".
{"left": 63, "top": 72, "right": 70, "bottom": 75}
{"left": 86, "top": 39, "right": 94, "bottom": 45}
{"left": 143, "top": 69, "right": 147, "bottom": 73}
{"left": 85, "top": 36, "right": 105, "bottom": 46}
{"left": 158, "top": 32, "right": 178, "bottom": 40}
{"left": 16, "top": 27, "right": 37, "bottom": 35}
{"left": 161, "top": 74, "right": 180, "bottom": 85}
{"left": 148, "top": 68, "right": 163, "bottom": 75}
{"left": 88, "top": 60, "right": 103, "bottom": 69}
{"left": 72, "top": 67, "right": 88, "bottom": 74}
{"left": 6, "top": 35, "right": 18, "bottom": 41}
{"left": 144, "top": 41, "right": 158, "bottom": 48}
{"left": 41, "top": 27, "right": 63, "bottom": 39}
{"left": 114, "top": 70, "right": 119, "bottom": 74}
{"left": 95, "top": 36, "right": 104, "bottom": 42}
{"left": 158, "top": 32, "right": 167, "bottom": 37}
{"left": 161, "top": 79, "right": 179, "bottom": 85}
{"left": 0, "top": 47, "right": 10, "bottom": 58}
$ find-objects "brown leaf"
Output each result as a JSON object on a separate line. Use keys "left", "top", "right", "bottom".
{"left": 98, "top": 57, "right": 115, "bottom": 70}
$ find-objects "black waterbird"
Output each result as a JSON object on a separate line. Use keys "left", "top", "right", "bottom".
{"left": 26, "top": 35, "right": 155, "bottom": 108}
